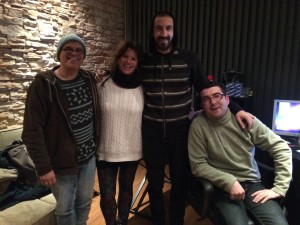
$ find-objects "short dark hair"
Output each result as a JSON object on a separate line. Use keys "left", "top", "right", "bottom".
{"left": 199, "top": 81, "right": 227, "bottom": 96}
{"left": 148, "top": 11, "right": 178, "bottom": 53}
{"left": 111, "top": 40, "right": 144, "bottom": 73}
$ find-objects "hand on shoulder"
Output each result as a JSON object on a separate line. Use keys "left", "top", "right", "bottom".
{"left": 94, "top": 69, "right": 109, "bottom": 83}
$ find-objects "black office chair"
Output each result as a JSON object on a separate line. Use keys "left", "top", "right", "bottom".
{"left": 188, "top": 176, "right": 255, "bottom": 225}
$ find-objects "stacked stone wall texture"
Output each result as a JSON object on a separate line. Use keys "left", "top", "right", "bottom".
{"left": 0, "top": 0, "right": 124, "bottom": 130}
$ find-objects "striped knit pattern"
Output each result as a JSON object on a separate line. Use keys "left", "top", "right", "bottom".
{"left": 58, "top": 75, "right": 96, "bottom": 163}
{"left": 96, "top": 78, "right": 144, "bottom": 162}
{"left": 141, "top": 51, "right": 193, "bottom": 123}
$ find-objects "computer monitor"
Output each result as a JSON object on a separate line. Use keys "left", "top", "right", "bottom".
{"left": 272, "top": 99, "right": 300, "bottom": 139}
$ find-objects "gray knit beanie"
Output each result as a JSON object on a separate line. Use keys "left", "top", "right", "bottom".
{"left": 56, "top": 33, "right": 86, "bottom": 61}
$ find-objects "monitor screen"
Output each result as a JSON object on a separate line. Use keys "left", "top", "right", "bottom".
{"left": 272, "top": 99, "right": 300, "bottom": 138}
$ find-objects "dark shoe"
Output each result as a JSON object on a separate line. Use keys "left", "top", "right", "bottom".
{"left": 117, "top": 220, "right": 127, "bottom": 225}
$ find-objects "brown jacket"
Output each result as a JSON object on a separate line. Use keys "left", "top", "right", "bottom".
{"left": 22, "top": 66, "right": 100, "bottom": 176}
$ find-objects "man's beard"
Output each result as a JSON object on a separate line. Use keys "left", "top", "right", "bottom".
{"left": 156, "top": 37, "right": 172, "bottom": 51}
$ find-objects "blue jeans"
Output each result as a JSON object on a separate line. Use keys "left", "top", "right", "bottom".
{"left": 210, "top": 182, "right": 288, "bottom": 225}
{"left": 51, "top": 156, "right": 96, "bottom": 225}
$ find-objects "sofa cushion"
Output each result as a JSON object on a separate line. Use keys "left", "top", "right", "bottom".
{"left": 0, "top": 193, "right": 57, "bottom": 225}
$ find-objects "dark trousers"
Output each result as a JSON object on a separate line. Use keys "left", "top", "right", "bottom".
{"left": 142, "top": 136, "right": 189, "bottom": 225}
{"left": 210, "top": 182, "right": 288, "bottom": 225}
{"left": 96, "top": 160, "right": 139, "bottom": 225}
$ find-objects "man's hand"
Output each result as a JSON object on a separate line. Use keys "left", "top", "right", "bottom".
{"left": 230, "top": 181, "right": 245, "bottom": 201}
{"left": 39, "top": 170, "right": 56, "bottom": 187}
{"left": 235, "top": 110, "right": 255, "bottom": 130}
{"left": 251, "top": 189, "right": 281, "bottom": 203}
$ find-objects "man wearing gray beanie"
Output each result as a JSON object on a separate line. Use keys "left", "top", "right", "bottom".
{"left": 56, "top": 33, "right": 87, "bottom": 62}
{"left": 22, "top": 33, "right": 100, "bottom": 225}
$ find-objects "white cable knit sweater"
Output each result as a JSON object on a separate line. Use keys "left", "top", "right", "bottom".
{"left": 96, "top": 78, "right": 144, "bottom": 162}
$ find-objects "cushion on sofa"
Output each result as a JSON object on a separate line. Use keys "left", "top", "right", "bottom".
{"left": 0, "top": 193, "right": 56, "bottom": 225}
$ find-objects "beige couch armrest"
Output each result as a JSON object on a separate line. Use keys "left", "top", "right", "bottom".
{"left": 0, "top": 193, "right": 57, "bottom": 225}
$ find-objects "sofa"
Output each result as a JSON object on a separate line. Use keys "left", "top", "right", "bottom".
{"left": 0, "top": 128, "right": 57, "bottom": 225}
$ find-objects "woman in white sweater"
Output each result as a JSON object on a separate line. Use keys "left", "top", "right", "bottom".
{"left": 96, "top": 40, "right": 144, "bottom": 225}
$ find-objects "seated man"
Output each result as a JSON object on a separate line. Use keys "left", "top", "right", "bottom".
{"left": 188, "top": 82, "right": 292, "bottom": 225}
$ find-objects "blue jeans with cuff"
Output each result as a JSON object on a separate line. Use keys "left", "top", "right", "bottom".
{"left": 51, "top": 156, "right": 96, "bottom": 225}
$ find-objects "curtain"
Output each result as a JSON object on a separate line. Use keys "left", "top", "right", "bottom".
{"left": 125, "top": 0, "right": 300, "bottom": 127}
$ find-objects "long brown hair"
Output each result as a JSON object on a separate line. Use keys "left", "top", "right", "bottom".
{"left": 110, "top": 40, "right": 144, "bottom": 73}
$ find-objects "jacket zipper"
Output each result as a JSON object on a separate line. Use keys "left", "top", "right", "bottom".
{"left": 53, "top": 85, "right": 74, "bottom": 134}
{"left": 89, "top": 76, "right": 99, "bottom": 146}
{"left": 161, "top": 57, "right": 166, "bottom": 139}
{"left": 52, "top": 81, "right": 79, "bottom": 162}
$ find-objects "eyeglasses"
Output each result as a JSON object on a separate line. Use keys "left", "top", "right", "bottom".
{"left": 201, "top": 93, "right": 225, "bottom": 104}
{"left": 62, "top": 47, "right": 84, "bottom": 55}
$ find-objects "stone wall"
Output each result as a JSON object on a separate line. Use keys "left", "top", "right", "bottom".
{"left": 0, "top": 0, "right": 125, "bottom": 131}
